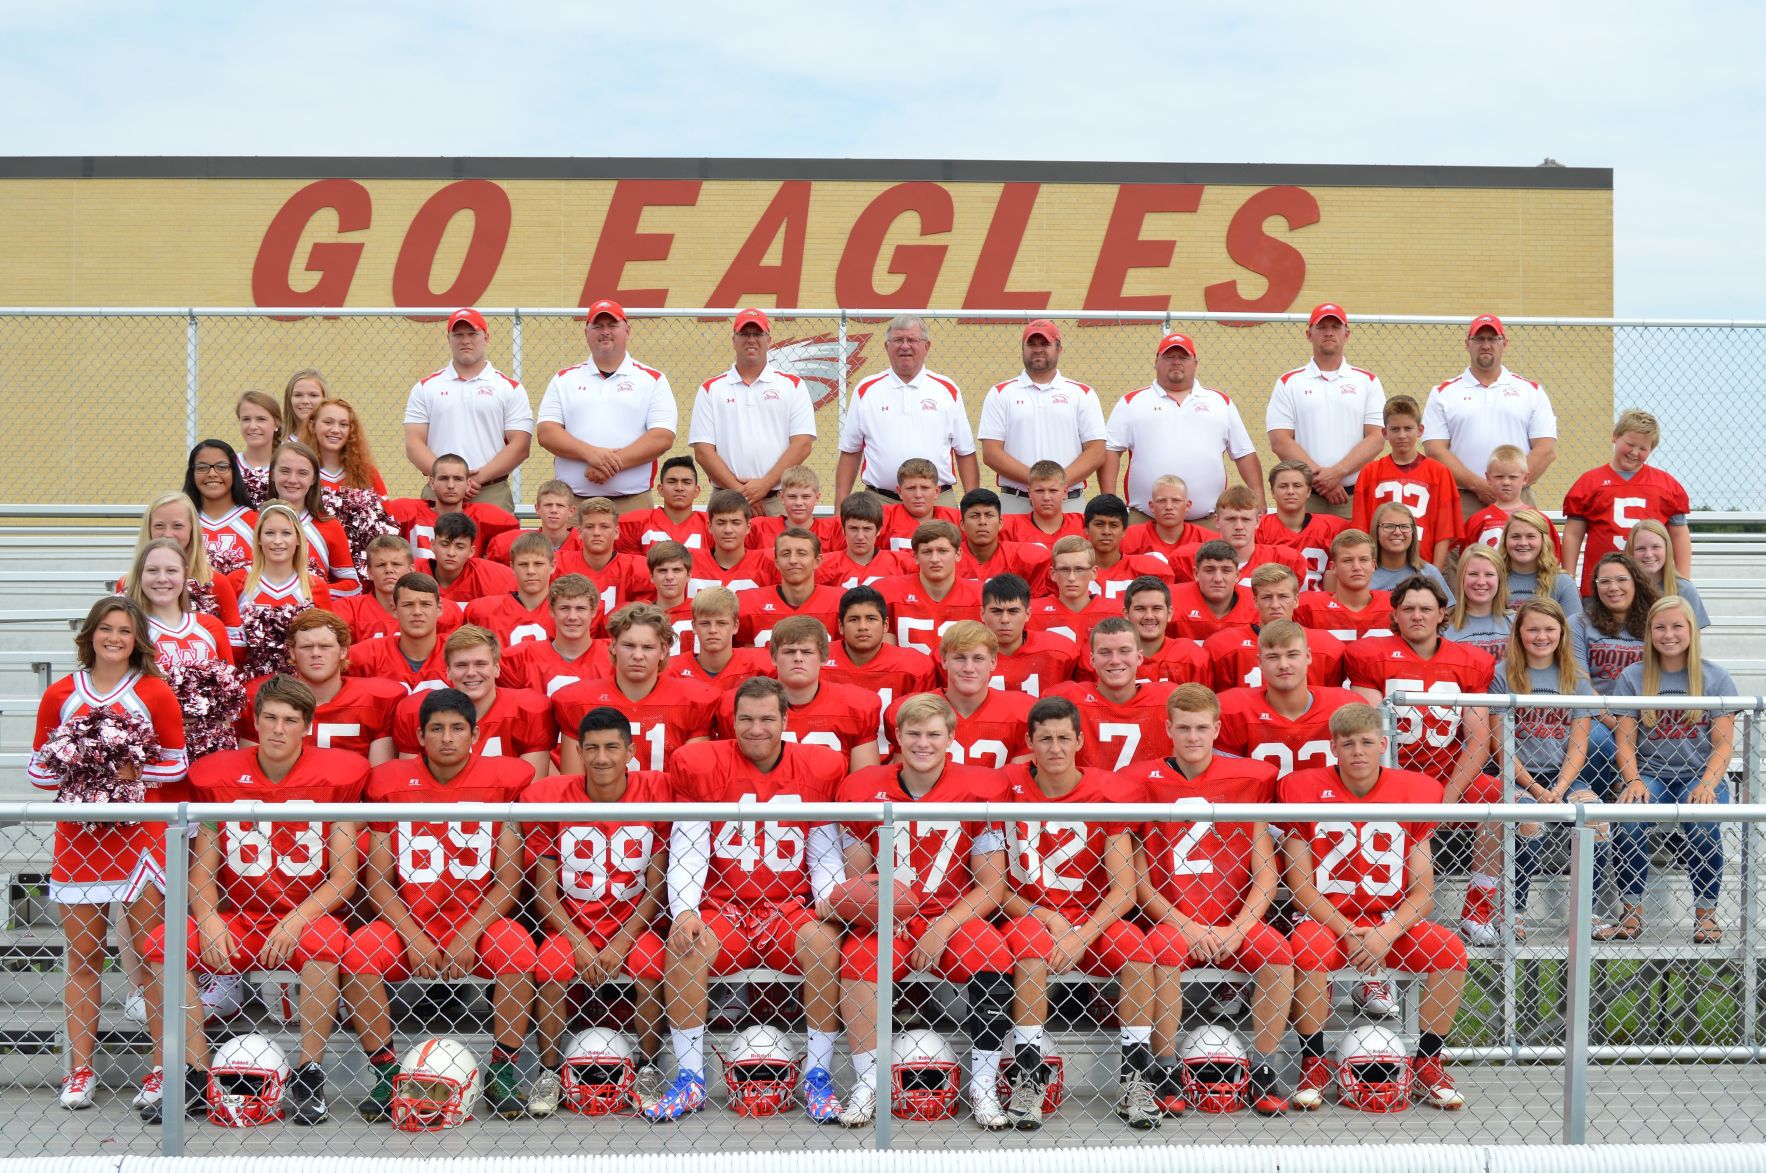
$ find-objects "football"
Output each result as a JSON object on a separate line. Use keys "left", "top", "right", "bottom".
{"left": 825, "top": 874, "right": 921, "bottom": 929}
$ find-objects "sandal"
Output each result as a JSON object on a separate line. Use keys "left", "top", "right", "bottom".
{"left": 1693, "top": 908, "right": 1723, "bottom": 945}
{"left": 1593, "top": 905, "right": 1644, "bottom": 942}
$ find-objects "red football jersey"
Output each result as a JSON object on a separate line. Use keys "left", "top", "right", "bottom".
{"left": 439, "top": 558, "right": 519, "bottom": 608}
{"left": 667, "top": 647, "right": 775, "bottom": 692}
{"left": 816, "top": 547, "right": 907, "bottom": 590}
{"left": 1344, "top": 636, "right": 1495, "bottom": 776}
{"left": 1124, "top": 752, "right": 1279, "bottom": 924}
{"left": 391, "top": 687, "right": 556, "bottom": 759}
{"left": 735, "top": 584, "right": 845, "bottom": 648}
{"left": 498, "top": 638, "right": 610, "bottom": 697}
{"left": 879, "top": 504, "right": 961, "bottom": 553}
{"left": 236, "top": 673, "right": 403, "bottom": 757}
{"left": 1561, "top": 463, "right": 1690, "bottom": 594}
{"left": 836, "top": 763, "right": 1008, "bottom": 917}
{"left": 1203, "top": 625, "right": 1347, "bottom": 692}
{"left": 522, "top": 770, "right": 672, "bottom": 934}
{"left": 365, "top": 753, "right": 533, "bottom": 929}
{"left": 331, "top": 594, "right": 464, "bottom": 644}
{"left": 824, "top": 641, "right": 937, "bottom": 753}
{"left": 552, "top": 548, "right": 654, "bottom": 617}
{"left": 999, "top": 513, "right": 1085, "bottom": 549}
{"left": 957, "top": 541, "right": 1052, "bottom": 595}
{"left": 688, "top": 547, "right": 779, "bottom": 596}
{"left": 486, "top": 527, "right": 580, "bottom": 565}
{"left": 1168, "top": 583, "right": 1258, "bottom": 643}
{"left": 719, "top": 681, "right": 881, "bottom": 761}
{"left": 1293, "top": 590, "right": 1394, "bottom": 641}
{"left": 190, "top": 746, "right": 370, "bottom": 918}
{"left": 1216, "top": 684, "right": 1360, "bottom": 778}
{"left": 1169, "top": 543, "right": 1308, "bottom": 589}
{"left": 1352, "top": 455, "right": 1461, "bottom": 554}
{"left": 149, "top": 612, "right": 233, "bottom": 669}
{"left": 1092, "top": 553, "right": 1175, "bottom": 601}
{"left": 1002, "top": 764, "right": 1142, "bottom": 920}
{"left": 1278, "top": 765, "right": 1442, "bottom": 919}
{"left": 1046, "top": 679, "right": 1179, "bottom": 770}
{"left": 884, "top": 688, "right": 1034, "bottom": 767}
{"left": 463, "top": 592, "right": 554, "bottom": 647}
{"left": 1120, "top": 521, "right": 1218, "bottom": 562}
{"left": 987, "top": 631, "right": 1080, "bottom": 697}
{"left": 551, "top": 675, "right": 719, "bottom": 772}
{"left": 670, "top": 739, "right": 845, "bottom": 908}
{"left": 1459, "top": 504, "right": 1563, "bottom": 563}
{"left": 1257, "top": 513, "right": 1351, "bottom": 593}
{"left": 876, "top": 574, "right": 983, "bottom": 656}
{"left": 1075, "top": 635, "right": 1206, "bottom": 687}
{"left": 1026, "top": 593, "right": 1117, "bottom": 647}
{"left": 387, "top": 498, "right": 519, "bottom": 561}
{"left": 346, "top": 635, "right": 450, "bottom": 694}
{"left": 748, "top": 514, "right": 846, "bottom": 554}
{"left": 618, "top": 508, "right": 711, "bottom": 556}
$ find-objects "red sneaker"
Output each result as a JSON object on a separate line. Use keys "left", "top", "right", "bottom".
{"left": 1410, "top": 1056, "right": 1464, "bottom": 1110}
{"left": 1291, "top": 1056, "right": 1333, "bottom": 1111}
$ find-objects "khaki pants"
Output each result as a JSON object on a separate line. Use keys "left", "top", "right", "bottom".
{"left": 1307, "top": 491, "right": 1353, "bottom": 519}
{"left": 574, "top": 489, "right": 654, "bottom": 517}
{"left": 755, "top": 495, "right": 787, "bottom": 518}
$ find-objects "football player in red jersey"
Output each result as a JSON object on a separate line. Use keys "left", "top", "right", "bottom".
{"left": 553, "top": 603, "right": 718, "bottom": 775}
{"left": 1346, "top": 575, "right": 1494, "bottom": 801}
{"left": 1047, "top": 619, "right": 1177, "bottom": 770}
{"left": 877, "top": 520, "right": 983, "bottom": 656}
{"left": 498, "top": 574, "right": 608, "bottom": 697}
{"left": 887, "top": 621, "right": 1032, "bottom": 766}
{"left": 486, "top": 478, "right": 580, "bottom": 563}
{"left": 725, "top": 616, "right": 881, "bottom": 770}
{"left": 999, "top": 696, "right": 1157, "bottom": 1130}
{"left": 1171, "top": 486, "right": 1307, "bottom": 588}
{"left": 688, "top": 488, "right": 779, "bottom": 596}
{"left": 828, "top": 694, "right": 1015, "bottom": 1130}
{"left": 1082, "top": 494, "right": 1172, "bottom": 599}
{"left": 999, "top": 460, "right": 1087, "bottom": 548}
{"left": 618, "top": 455, "right": 711, "bottom": 555}
{"left": 238, "top": 610, "right": 400, "bottom": 763}
{"left": 825, "top": 585, "right": 936, "bottom": 754}
{"left": 817, "top": 491, "right": 906, "bottom": 589}
{"left": 1121, "top": 474, "right": 1218, "bottom": 561}
{"left": 465, "top": 531, "right": 555, "bottom": 647}
{"left": 1259, "top": 461, "right": 1351, "bottom": 592}
{"left": 669, "top": 584, "right": 773, "bottom": 690}
{"left": 430, "top": 511, "right": 519, "bottom": 609}
{"left": 978, "top": 573, "right": 1078, "bottom": 697}
{"left": 649, "top": 678, "right": 848, "bottom": 1123}
{"left": 645, "top": 540, "right": 696, "bottom": 650}
{"left": 877, "top": 458, "right": 962, "bottom": 553}
{"left": 737, "top": 528, "right": 845, "bottom": 648}
{"left": 332, "top": 534, "right": 466, "bottom": 644}
{"left": 1028, "top": 535, "right": 1117, "bottom": 645}
{"left": 747, "top": 466, "right": 846, "bottom": 554}
{"left": 1124, "top": 685, "right": 1292, "bottom": 1116}
{"left": 1217, "top": 620, "right": 1360, "bottom": 780}
{"left": 526, "top": 706, "right": 672, "bottom": 1112}
{"left": 554, "top": 497, "right": 653, "bottom": 617}
{"left": 1561, "top": 408, "right": 1692, "bottom": 592}
{"left": 345, "top": 572, "right": 451, "bottom": 692}
{"left": 387, "top": 452, "right": 521, "bottom": 563}
{"left": 1352, "top": 395, "right": 1460, "bottom": 562}
{"left": 1084, "top": 576, "right": 1206, "bottom": 685}
{"left": 142, "top": 677, "right": 367, "bottom": 1125}
{"left": 1279, "top": 703, "right": 1469, "bottom": 1112}
{"left": 343, "top": 688, "right": 540, "bottom": 1122}
{"left": 1168, "top": 541, "right": 1258, "bottom": 643}
{"left": 1205, "top": 564, "right": 1348, "bottom": 692}
{"left": 390, "top": 626, "right": 556, "bottom": 774}
{"left": 1294, "top": 528, "right": 1394, "bottom": 640}
{"left": 957, "top": 489, "right": 1051, "bottom": 594}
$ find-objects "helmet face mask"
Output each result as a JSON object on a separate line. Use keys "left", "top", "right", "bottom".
{"left": 1179, "top": 1026, "right": 1250, "bottom": 1114}
{"left": 723, "top": 1027, "right": 800, "bottom": 1117}
{"left": 391, "top": 1038, "right": 482, "bottom": 1131}
{"left": 561, "top": 1029, "right": 638, "bottom": 1115}
{"left": 206, "top": 1034, "right": 291, "bottom": 1128}
{"left": 1336, "top": 1026, "right": 1413, "bottom": 1113}
{"left": 890, "top": 1029, "right": 960, "bottom": 1120}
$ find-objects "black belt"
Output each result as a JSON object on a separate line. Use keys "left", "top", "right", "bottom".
{"left": 1000, "top": 484, "right": 1083, "bottom": 499}
{"left": 869, "top": 484, "right": 953, "bottom": 501}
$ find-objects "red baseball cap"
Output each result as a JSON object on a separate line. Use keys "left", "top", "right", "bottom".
{"left": 1022, "top": 318, "right": 1062, "bottom": 343}
{"left": 446, "top": 308, "right": 487, "bottom": 333}
{"left": 1156, "top": 332, "right": 1197, "bottom": 358}
{"left": 1467, "top": 314, "right": 1506, "bottom": 338}
{"left": 586, "top": 299, "right": 628, "bottom": 324}
{"left": 733, "top": 308, "right": 772, "bottom": 333}
{"left": 1309, "top": 303, "right": 1348, "bottom": 326}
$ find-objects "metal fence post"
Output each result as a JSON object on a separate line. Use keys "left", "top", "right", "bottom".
{"left": 1380, "top": 699, "right": 1399, "bottom": 768}
{"left": 874, "top": 802, "right": 895, "bottom": 1150}
{"left": 836, "top": 312, "right": 850, "bottom": 438}
{"left": 185, "top": 312, "right": 200, "bottom": 452}
{"left": 1562, "top": 813, "right": 1595, "bottom": 1144}
{"left": 1745, "top": 704, "right": 1761, "bottom": 1057}
{"left": 1499, "top": 705, "right": 1519, "bottom": 1056}
{"left": 160, "top": 807, "right": 191, "bottom": 1157}
{"left": 510, "top": 309, "right": 525, "bottom": 506}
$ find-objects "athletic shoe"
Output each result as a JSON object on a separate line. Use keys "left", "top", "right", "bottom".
{"left": 357, "top": 1062, "right": 398, "bottom": 1122}
{"left": 123, "top": 986, "right": 148, "bottom": 1026}
{"left": 1115, "top": 1073, "right": 1160, "bottom": 1130}
{"left": 132, "top": 1065, "right": 164, "bottom": 1109}
{"left": 483, "top": 1061, "right": 527, "bottom": 1119}
{"left": 838, "top": 1083, "right": 876, "bottom": 1128}
{"left": 633, "top": 1063, "right": 666, "bottom": 1111}
{"left": 527, "top": 1069, "right": 562, "bottom": 1118}
{"left": 197, "top": 972, "right": 250, "bottom": 1020}
{"left": 802, "top": 1066, "right": 842, "bottom": 1124}
{"left": 970, "top": 1083, "right": 1009, "bottom": 1131}
{"left": 1411, "top": 1056, "right": 1465, "bottom": 1110}
{"left": 289, "top": 1063, "right": 328, "bottom": 1126}
{"left": 140, "top": 1067, "right": 208, "bottom": 1124}
{"left": 1291, "top": 1057, "right": 1334, "bottom": 1111}
{"left": 1352, "top": 979, "right": 1399, "bottom": 1018}
{"left": 1006, "top": 1070, "right": 1046, "bottom": 1131}
{"left": 643, "top": 1072, "right": 707, "bottom": 1122}
{"left": 60, "top": 1065, "right": 96, "bottom": 1110}
{"left": 1459, "top": 884, "right": 1501, "bottom": 946}
{"left": 1249, "top": 1066, "right": 1287, "bottom": 1117}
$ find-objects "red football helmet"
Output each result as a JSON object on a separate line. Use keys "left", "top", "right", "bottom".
{"left": 1179, "top": 1026, "right": 1250, "bottom": 1114}
{"left": 1337, "top": 1026, "right": 1413, "bottom": 1113}
{"left": 560, "top": 1028, "right": 638, "bottom": 1115}
{"left": 206, "top": 1033, "right": 291, "bottom": 1128}
{"left": 890, "top": 1029, "right": 961, "bottom": 1121}
{"left": 722, "top": 1026, "right": 799, "bottom": 1117}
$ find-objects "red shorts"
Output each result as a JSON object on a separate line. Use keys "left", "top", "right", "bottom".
{"left": 1143, "top": 920, "right": 1294, "bottom": 971}
{"left": 341, "top": 917, "right": 537, "bottom": 979}
{"left": 535, "top": 918, "right": 667, "bottom": 983}
{"left": 703, "top": 902, "right": 820, "bottom": 975}
{"left": 1290, "top": 918, "right": 1468, "bottom": 974}
{"left": 145, "top": 912, "right": 349, "bottom": 973}
{"left": 1003, "top": 914, "right": 1152, "bottom": 974}
{"left": 840, "top": 915, "right": 1012, "bottom": 982}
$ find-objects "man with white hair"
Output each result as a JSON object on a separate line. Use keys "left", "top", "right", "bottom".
{"left": 835, "top": 315, "right": 979, "bottom": 508}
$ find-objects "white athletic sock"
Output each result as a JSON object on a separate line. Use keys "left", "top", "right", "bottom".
{"left": 1011, "top": 1024, "right": 1045, "bottom": 1050}
{"left": 852, "top": 1049, "right": 877, "bottom": 1091}
{"left": 671, "top": 1027, "right": 705, "bottom": 1078}
{"left": 971, "top": 1048, "right": 1002, "bottom": 1092}
{"left": 1119, "top": 1025, "right": 1152, "bottom": 1047}
{"left": 807, "top": 1029, "right": 838, "bottom": 1074}
{"left": 1470, "top": 872, "right": 1499, "bottom": 890}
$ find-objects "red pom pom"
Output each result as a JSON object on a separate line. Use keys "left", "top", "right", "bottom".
{"left": 826, "top": 875, "right": 920, "bottom": 929}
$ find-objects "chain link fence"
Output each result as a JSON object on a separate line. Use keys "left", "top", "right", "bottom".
{"left": 2, "top": 308, "right": 1763, "bottom": 512}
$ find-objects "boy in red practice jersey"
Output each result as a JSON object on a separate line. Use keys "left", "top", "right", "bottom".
{"left": 1294, "top": 529, "right": 1393, "bottom": 641}
{"left": 1048, "top": 619, "right": 1178, "bottom": 770}
{"left": 978, "top": 573, "right": 1079, "bottom": 697}
{"left": 1205, "top": 565, "right": 1347, "bottom": 692}
{"left": 721, "top": 616, "right": 880, "bottom": 771}
{"left": 886, "top": 620, "right": 1033, "bottom": 767}
{"left": 1352, "top": 396, "right": 1459, "bottom": 566}
{"left": 1169, "top": 542, "right": 1259, "bottom": 643}
{"left": 824, "top": 585, "right": 936, "bottom": 754}
{"left": 1121, "top": 474, "right": 1217, "bottom": 561}
{"left": 747, "top": 466, "right": 846, "bottom": 555}
{"left": 689, "top": 489, "right": 779, "bottom": 596}
{"left": 736, "top": 528, "right": 845, "bottom": 648}
{"left": 555, "top": 497, "right": 653, "bottom": 617}
{"left": 1217, "top": 620, "right": 1361, "bottom": 779}
{"left": 957, "top": 489, "right": 1051, "bottom": 594}
{"left": 668, "top": 585, "right": 773, "bottom": 691}
{"left": 817, "top": 492, "right": 905, "bottom": 589}
{"left": 1259, "top": 461, "right": 1350, "bottom": 592}
{"left": 1028, "top": 535, "right": 1118, "bottom": 646}
{"left": 487, "top": 478, "right": 580, "bottom": 563}
{"left": 618, "top": 455, "right": 711, "bottom": 555}
{"left": 877, "top": 520, "right": 983, "bottom": 657}
{"left": 498, "top": 574, "right": 609, "bottom": 697}
{"left": 999, "top": 460, "right": 1087, "bottom": 548}
{"left": 879, "top": 458, "right": 962, "bottom": 553}
{"left": 238, "top": 609, "right": 401, "bottom": 763}
{"left": 465, "top": 531, "right": 556, "bottom": 647}
{"left": 346, "top": 572, "right": 452, "bottom": 692}
{"left": 553, "top": 604, "right": 717, "bottom": 775}
{"left": 431, "top": 511, "right": 519, "bottom": 608}
{"left": 390, "top": 626, "right": 555, "bottom": 775}
{"left": 1561, "top": 408, "right": 1691, "bottom": 594}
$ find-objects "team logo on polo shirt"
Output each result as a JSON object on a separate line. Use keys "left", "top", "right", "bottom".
{"left": 762, "top": 388, "right": 781, "bottom": 402}
{"left": 1051, "top": 393, "right": 1070, "bottom": 405}
{"left": 615, "top": 380, "right": 634, "bottom": 393}
{"left": 919, "top": 398, "right": 938, "bottom": 412}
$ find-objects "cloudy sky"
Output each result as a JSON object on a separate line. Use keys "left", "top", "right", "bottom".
{"left": 11, "top": 0, "right": 1763, "bottom": 319}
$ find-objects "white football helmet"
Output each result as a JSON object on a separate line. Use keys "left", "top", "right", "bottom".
{"left": 206, "top": 1033, "right": 291, "bottom": 1127}
{"left": 560, "top": 1028, "right": 638, "bottom": 1115}
{"left": 994, "top": 1038, "right": 1066, "bottom": 1112}
{"left": 1336, "top": 1025, "right": 1412, "bottom": 1113}
{"left": 1179, "top": 1026, "right": 1250, "bottom": 1114}
{"left": 889, "top": 1029, "right": 961, "bottom": 1121}
{"left": 391, "top": 1037, "right": 482, "bottom": 1130}
{"left": 722, "top": 1025, "right": 800, "bottom": 1117}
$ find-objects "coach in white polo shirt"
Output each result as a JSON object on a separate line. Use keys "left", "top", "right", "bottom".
{"left": 688, "top": 307, "right": 815, "bottom": 517}
{"left": 402, "top": 307, "right": 534, "bottom": 513}
{"left": 1265, "top": 303, "right": 1387, "bottom": 517}
{"left": 1102, "top": 331, "right": 1263, "bottom": 523}
{"left": 1422, "top": 313, "right": 1558, "bottom": 516}
{"left": 977, "top": 318, "right": 1106, "bottom": 514}
{"left": 834, "top": 314, "right": 979, "bottom": 506}
{"left": 536, "top": 298, "right": 679, "bottom": 516}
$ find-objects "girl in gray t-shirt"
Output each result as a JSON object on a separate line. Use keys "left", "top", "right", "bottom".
{"left": 1605, "top": 595, "right": 1738, "bottom": 943}
{"left": 1625, "top": 519, "right": 1710, "bottom": 629}
{"left": 1499, "top": 509, "right": 1579, "bottom": 616}
{"left": 1444, "top": 546, "right": 1511, "bottom": 662}
{"left": 1369, "top": 501, "right": 1455, "bottom": 606}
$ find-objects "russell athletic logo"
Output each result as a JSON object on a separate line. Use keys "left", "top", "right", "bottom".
{"left": 768, "top": 331, "right": 873, "bottom": 411}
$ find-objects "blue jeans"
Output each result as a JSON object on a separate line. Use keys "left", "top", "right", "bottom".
{"left": 1612, "top": 774, "right": 1729, "bottom": 906}
{"left": 1585, "top": 720, "right": 1620, "bottom": 794}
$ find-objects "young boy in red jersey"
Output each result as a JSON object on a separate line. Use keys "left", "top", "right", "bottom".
{"left": 1259, "top": 461, "right": 1350, "bottom": 592}
{"left": 555, "top": 497, "right": 653, "bottom": 616}
{"left": 497, "top": 574, "right": 608, "bottom": 697}
{"left": 688, "top": 489, "right": 779, "bottom": 596}
{"left": 465, "top": 531, "right": 556, "bottom": 647}
{"left": 1293, "top": 529, "right": 1393, "bottom": 641}
{"left": 1120, "top": 474, "right": 1217, "bottom": 561}
{"left": 1083, "top": 494, "right": 1173, "bottom": 599}
{"left": 1169, "top": 541, "right": 1259, "bottom": 644}
{"left": 878, "top": 458, "right": 963, "bottom": 552}
{"left": 747, "top": 466, "right": 845, "bottom": 554}
{"left": 552, "top": 603, "right": 718, "bottom": 775}
{"left": 823, "top": 585, "right": 936, "bottom": 754}
{"left": 999, "top": 460, "right": 1086, "bottom": 548}
{"left": 1172, "top": 486, "right": 1306, "bottom": 587}
{"left": 333, "top": 534, "right": 460, "bottom": 644}
{"left": 956, "top": 488, "right": 1051, "bottom": 594}
{"left": 722, "top": 616, "right": 880, "bottom": 771}
{"left": 886, "top": 620, "right": 1033, "bottom": 767}
{"left": 389, "top": 626, "right": 555, "bottom": 775}
{"left": 736, "top": 528, "right": 845, "bottom": 647}
{"left": 1352, "top": 396, "right": 1459, "bottom": 568}
{"left": 817, "top": 491, "right": 905, "bottom": 589}
{"left": 618, "top": 455, "right": 711, "bottom": 555}
{"left": 238, "top": 609, "right": 401, "bottom": 763}
{"left": 345, "top": 572, "right": 452, "bottom": 692}
{"left": 645, "top": 540, "right": 696, "bottom": 650}
{"left": 1561, "top": 408, "right": 1692, "bottom": 594}
{"left": 488, "top": 478, "right": 580, "bottom": 563}
{"left": 979, "top": 573, "right": 1079, "bottom": 697}
{"left": 1047, "top": 618, "right": 1177, "bottom": 771}
{"left": 1081, "top": 576, "right": 1207, "bottom": 685}
{"left": 876, "top": 520, "right": 983, "bottom": 657}
{"left": 1028, "top": 535, "right": 1117, "bottom": 646}
{"left": 1216, "top": 620, "right": 1360, "bottom": 778}
{"left": 668, "top": 585, "right": 774, "bottom": 691}
{"left": 1205, "top": 565, "right": 1347, "bottom": 692}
